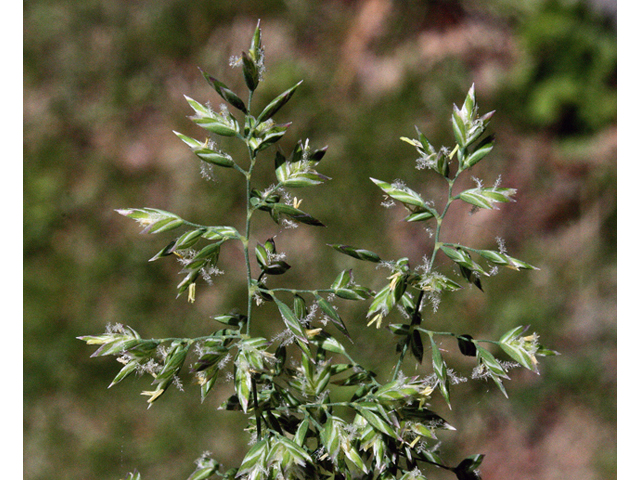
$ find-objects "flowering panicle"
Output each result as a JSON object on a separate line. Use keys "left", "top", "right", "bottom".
{"left": 79, "top": 23, "right": 553, "bottom": 480}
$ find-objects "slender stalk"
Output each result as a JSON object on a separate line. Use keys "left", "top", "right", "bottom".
{"left": 429, "top": 175, "right": 457, "bottom": 270}
{"left": 244, "top": 148, "right": 257, "bottom": 335}
{"left": 247, "top": 89, "right": 254, "bottom": 113}
{"left": 259, "top": 287, "right": 335, "bottom": 295}
{"left": 391, "top": 165, "right": 461, "bottom": 382}
{"left": 392, "top": 341, "right": 409, "bottom": 381}
{"left": 147, "top": 334, "right": 241, "bottom": 344}
{"left": 416, "top": 328, "right": 457, "bottom": 338}
{"left": 298, "top": 401, "right": 353, "bottom": 410}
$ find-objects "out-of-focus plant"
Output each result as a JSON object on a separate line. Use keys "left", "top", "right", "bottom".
{"left": 504, "top": 0, "right": 616, "bottom": 136}
{"left": 81, "top": 21, "right": 556, "bottom": 480}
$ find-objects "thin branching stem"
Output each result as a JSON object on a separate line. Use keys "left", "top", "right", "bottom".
{"left": 430, "top": 174, "right": 459, "bottom": 270}
{"left": 244, "top": 147, "right": 257, "bottom": 335}
{"left": 260, "top": 288, "right": 335, "bottom": 295}
{"left": 392, "top": 341, "right": 409, "bottom": 381}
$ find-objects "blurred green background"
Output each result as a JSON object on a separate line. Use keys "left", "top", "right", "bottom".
{"left": 23, "top": 0, "right": 616, "bottom": 478}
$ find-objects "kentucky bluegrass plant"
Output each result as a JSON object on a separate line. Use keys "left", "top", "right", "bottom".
{"left": 79, "top": 22, "right": 556, "bottom": 480}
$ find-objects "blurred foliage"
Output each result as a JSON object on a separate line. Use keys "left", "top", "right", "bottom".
{"left": 24, "top": 0, "right": 616, "bottom": 479}
{"left": 499, "top": 0, "right": 616, "bottom": 136}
